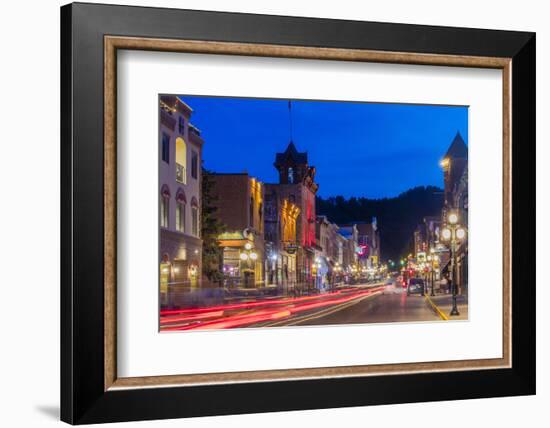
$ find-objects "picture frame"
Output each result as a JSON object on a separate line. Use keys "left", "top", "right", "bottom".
{"left": 61, "top": 2, "right": 535, "bottom": 424}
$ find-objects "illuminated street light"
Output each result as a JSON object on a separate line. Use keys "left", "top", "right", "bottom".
{"left": 448, "top": 212, "right": 458, "bottom": 225}
{"left": 249, "top": 252, "right": 258, "bottom": 261}
{"left": 244, "top": 242, "right": 253, "bottom": 250}
{"left": 441, "top": 211, "right": 468, "bottom": 316}
{"left": 240, "top": 252, "right": 249, "bottom": 261}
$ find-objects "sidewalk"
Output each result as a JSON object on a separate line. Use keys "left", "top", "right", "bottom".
{"left": 425, "top": 293, "right": 468, "bottom": 320}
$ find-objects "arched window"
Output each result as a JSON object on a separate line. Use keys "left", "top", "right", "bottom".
{"left": 175, "top": 137, "right": 187, "bottom": 184}
{"left": 175, "top": 189, "right": 187, "bottom": 233}
{"left": 288, "top": 167, "right": 294, "bottom": 183}
{"left": 160, "top": 185, "right": 170, "bottom": 228}
{"left": 191, "top": 197, "right": 199, "bottom": 237}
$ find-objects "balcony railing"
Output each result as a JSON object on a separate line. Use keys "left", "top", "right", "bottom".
{"left": 176, "top": 163, "right": 186, "bottom": 184}
{"left": 160, "top": 109, "right": 176, "bottom": 130}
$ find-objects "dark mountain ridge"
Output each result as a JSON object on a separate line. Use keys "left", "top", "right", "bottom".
{"left": 316, "top": 186, "right": 444, "bottom": 262}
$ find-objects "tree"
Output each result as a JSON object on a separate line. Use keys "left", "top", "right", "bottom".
{"left": 201, "top": 168, "right": 226, "bottom": 284}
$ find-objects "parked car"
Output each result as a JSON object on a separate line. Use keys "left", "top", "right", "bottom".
{"left": 407, "top": 278, "right": 425, "bottom": 296}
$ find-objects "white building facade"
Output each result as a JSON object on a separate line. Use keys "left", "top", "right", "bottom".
{"left": 159, "top": 96, "right": 203, "bottom": 301}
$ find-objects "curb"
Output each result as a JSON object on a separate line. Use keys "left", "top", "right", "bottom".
{"left": 424, "top": 294, "right": 449, "bottom": 320}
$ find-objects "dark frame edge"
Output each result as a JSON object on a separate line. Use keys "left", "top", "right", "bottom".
{"left": 510, "top": 33, "right": 536, "bottom": 394}
{"left": 61, "top": 2, "right": 536, "bottom": 424}
{"left": 61, "top": 3, "right": 74, "bottom": 425}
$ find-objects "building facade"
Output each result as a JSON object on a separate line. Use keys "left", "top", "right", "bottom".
{"left": 440, "top": 131, "right": 468, "bottom": 294}
{"left": 209, "top": 173, "right": 265, "bottom": 288}
{"left": 442, "top": 132, "right": 468, "bottom": 213}
{"left": 313, "top": 216, "right": 334, "bottom": 291}
{"left": 159, "top": 96, "right": 204, "bottom": 305}
{"left": 269, "top": 142, "right": 319, "bottom": 291}
{"left": 453, "top": 165, "right": 469, "bottom": 293}
{"left": 353, "top": 219, "right": 381, "bottom": 270}
{"left": 264, "top": 185, "right": 300, "bottom": 292}
{"left": 337, "top": 224, "right": 359, "bottom": 279}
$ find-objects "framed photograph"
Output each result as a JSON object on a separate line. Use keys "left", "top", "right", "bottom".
{"left": 61, "top": 2, "right": 535, "bottom": 424}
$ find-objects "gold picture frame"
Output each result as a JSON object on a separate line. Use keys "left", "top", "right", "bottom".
{"left": 103, "top": 36, "right": 512, "bottom": 391}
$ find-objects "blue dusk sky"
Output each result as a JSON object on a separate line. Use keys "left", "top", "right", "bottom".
{"left": 179, "top": 95, "right": 468, "bottom": 199}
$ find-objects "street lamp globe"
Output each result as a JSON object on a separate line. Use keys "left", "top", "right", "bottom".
{"left": 456, "top": 227, "right": 466, "bottom": 240}
{"left": 441, "top": 227, "right": 452, "bottom": 241}
{"left": 244, "top": 242, "right": 253, "bottom": 251}
{"left": 239, "top": 252, "right": 249, "bottom": 261}
{"left": 249, "top": 252, "right": 258, "bottom": 261}
{"left": 448, "top": 212, "right": 459, "bottom": 225}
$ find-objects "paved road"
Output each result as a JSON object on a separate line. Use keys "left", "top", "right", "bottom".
{"left": 290, "top": 287, "right": 441, "bottom": 326}
{"left": 160, "top": 285, "right": 444, "bottom": 331}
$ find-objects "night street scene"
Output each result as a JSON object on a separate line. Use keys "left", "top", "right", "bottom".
{"left": 159, "top": 95, "right": 469, "bottom": 332}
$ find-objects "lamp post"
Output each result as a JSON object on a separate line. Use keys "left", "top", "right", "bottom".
{"left": 239, "top": 241, "right": 258, "bottom": 288}
{"left": 428, "top": 247, "right": 436, "bottom": 296}
{"left": 441, "top": 211, "right": 467, "bottom": 316}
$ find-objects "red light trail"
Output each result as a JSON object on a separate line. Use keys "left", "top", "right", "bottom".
{"left": 160, "top": 286, "right": 384, "bottom": 331}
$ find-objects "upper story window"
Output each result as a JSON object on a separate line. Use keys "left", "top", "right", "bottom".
{"left": 161, "top": 133, "right": 170, "bottom": 163}
{"left": 178, "top": 116, "right": 185, "bottom": 134}
{"left": 191, "top": 150, "right": 199, "bottom": 179}
{"left": 176, "top": 201, "right": 186, "bottom": 233}
{"left": 175, "top": 137, "right": 187, "bottom": 184}
{"left": 191, "top": 206, "right": 199, "bottom": 237}
{"left": 191, "top": 197, "right": 199, "bottom": 237}
{"left": 288, "top": 167, "right": 294, "bottom": 183}
{"left": 160, "top": 195, "right": 169, "bottom": 228}
{"left": 160, "top": 185, "right": 170, "bottom": 228}
{"left": 249, "top": 197, "right": 254, "bottom": 227}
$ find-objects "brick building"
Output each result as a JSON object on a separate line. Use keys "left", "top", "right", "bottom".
{"left": 264, "top": 185, "right": 300, "bottom": 291}
{"left": 209, "top": 173, "right": 265, "bottom": 288}
{"left": 267, "top": 142, "right": 319, "bottom": 290}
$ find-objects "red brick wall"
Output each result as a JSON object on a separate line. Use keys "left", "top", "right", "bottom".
{"left": 210, "top": 174, "right": 250, "bottom": 231}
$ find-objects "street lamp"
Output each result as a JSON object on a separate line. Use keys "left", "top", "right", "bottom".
{"left": 441, "top": 211, "right": 467, "bottom": 316}
{"left": 239, "top": 241, "right": 258, "bottom": 288}
{"left": 428, "top": 247, "right": 437, "bottom": 296}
